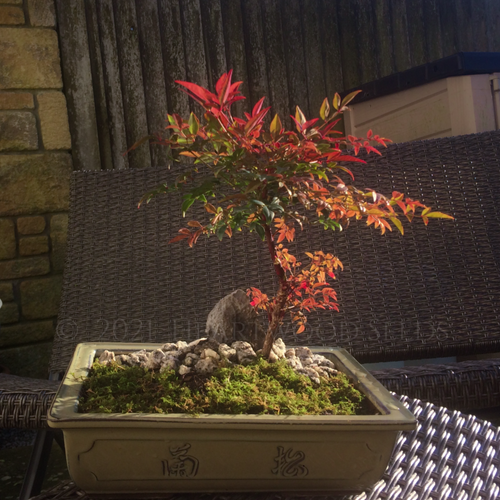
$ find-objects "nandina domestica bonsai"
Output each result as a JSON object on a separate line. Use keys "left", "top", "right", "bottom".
{"left": 135, "top": 71, "right": 452, "bottom": 359}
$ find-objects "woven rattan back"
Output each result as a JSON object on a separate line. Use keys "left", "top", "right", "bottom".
{"left": 50, "top": 131, "right": 500, "bottom": 372}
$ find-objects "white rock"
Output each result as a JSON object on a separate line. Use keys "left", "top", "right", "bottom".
{"left": 128, "top": 350, "right": 149, "bottom": 367}
{"left": 160, "top": 355, "right": 179, "bottom": 373}
{"left": 114, "top": 354, "right": 128, "bottom": 365}
{"left": 161, "top": 343, "right": 177, "bottom": 352}
{"left": 183, "top": 352, "right": 199, "bottom": 367}
{"left": 232, "top": 341, "right": 257, "bottom": 365}
{"left": 180, "top": 338, "right": 206, "bottom": 355}
{"left": 268, "top": 338, "right": 287, "bottom": 362}
{"left": 98, "top": 350, "right": 115, "bottom": 365}
{"left": 321, "top": 366, "right": 338, "bottom": 376}
{"left": 145, "top": 349, "right": 165, "bottom": 370}
{"left": 286, "top": 355, "right": 303, "bottom": 371}
{"left": 195, "top": 357, "right": 218, "bottom": 376}
{"left": 201, "top": 348, "right": 220, "bottom": 360}
{"left": 218, "top": 343, "right": 237, "bottom": 361}
{"left": 285, "top": 348, "right": 296, "bottom": 358}
{"left": 178, "top": 364, "right": 192, "bottom": 376}
{"left": 312, "top": 354, "right": 337, "bottom": 370}
{"left": 295, "top": 346, "right": 313, "bottom": 358}
{"left": 175, "top": 340, "right": 189, "bottom": 351}
{"left": 297, "top": 367, "right": 321, "bottom": 385}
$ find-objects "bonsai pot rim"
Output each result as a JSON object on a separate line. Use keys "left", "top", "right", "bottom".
{"left": 48, "top": 342, "right": 415, "bottom": 429}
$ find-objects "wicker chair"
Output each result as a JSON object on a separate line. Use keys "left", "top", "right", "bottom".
{"left": 3, "top": 130, "right": 500, "bottom": 499}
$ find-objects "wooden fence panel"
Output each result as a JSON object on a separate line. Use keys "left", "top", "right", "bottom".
{"left": 113, "top": 0, "right": 151, "bottom": 169}
{"left": 406, "top": 0, "right": 426, "bottom": 67}
{"left": 95, "top": 0, "right": 129, "bottom": 170}
{"left": 318, "top": 0, "right": 344, "bottom": 98}
{"left": 135, "top": 0, "right": 170, "bottom": 168}
{"left": 280, "top": 0, "right": 309, "bottom": 117}
{"left": 200, "top": 0, "right": 228, "bottom": 89}
{"left": 157, "top": 0, "right": 190, "bottom": 119}
{"left": 55, "top": 0, "right": 500, "bottom": 172}
{"left": 84, "top": 1, "right": 114, "bottom": 171}
{"left": 260, "top": 0, "right": 289, "bottom": 126}
{"left": 373, "top": 0, "right": 396, "bottom": 78}
{"left": 55, "top": 0, "right": 101, "bottom": 171}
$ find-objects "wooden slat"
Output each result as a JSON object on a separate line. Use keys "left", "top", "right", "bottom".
{"left": 470, "top": 0, "right": 489, "bottom": 52}
{"left": 337, "top": 1, "right": 362, "bottom": 90}
{"left": 390, "top": 0, "right": 411, "bottom": 72}
{"left": 438, "top": 0, "right": 458, "bottom": 56}
{"left": 423, "top": 0, "right": 443, "bottom": 62}
{"left": 84, "top": 1, "right": 113, "bottom": 171}
{"left": 260, "top": 0, "right": 289, "bottom": 126}
{"left": 373, "top": 0, "right": 395, "bottom": 79}
{"left": 486, "top": 0, "right": 500, "bottom": 51}
{"left": 281, "top": 0, "right": 311, "bottom": 116}
{"left": 200, "top": 0, "right": 228, "bottom": 89}
{"left": 240, "top": 0, "right": 269, "bottom": 109}
{"left": 301, "top": 0, "right": 327, "bottom": 117}
{"left": 157, "top": 0, "right": 190, "bottom": 118}
{"left": 96, "top": 0, "right": 129, "bottom": 170}
{"left": 318, "top": 0, "right": 344, "bottom": 95}
{"left": 220, "top": 0, "right": 250, "bottom": 116}
{"left": 405, "top": 0, "right": 426, "bottom": 67}
{"left": 354, "top": 0, "right": 379, "bottom": 84}
{"left": 113, "top": 0, "right": 151, "bottom": 169}
{"left": 135, "top": 0, "right": 170, "bottom": 168}
{"left": 180, "top": 0, "right": 209, "bottom": 113}
{"left": 55, "top": 0, "right": 100, "bottom": 171}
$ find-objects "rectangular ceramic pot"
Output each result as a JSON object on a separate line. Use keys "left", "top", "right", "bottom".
{"left": 48, "top": 343, "right": 416, "bottom": 498}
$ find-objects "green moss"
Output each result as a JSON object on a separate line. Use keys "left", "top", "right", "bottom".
{"left": 78, "top": 357, "right": 369, "bottom": 416}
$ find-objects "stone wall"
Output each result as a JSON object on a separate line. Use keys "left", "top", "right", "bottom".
{"left": 0, "top": 0, "right": 71, "bottom": 378}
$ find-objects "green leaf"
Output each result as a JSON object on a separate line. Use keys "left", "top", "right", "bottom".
{"left": 255, "top": 224, "right": 266, "bottom": 241}
{"left": 181, "top": 196, "right": 195, "bottom": 216}
{"left": 341, "top": 90, "right": 361, "bottom": 108}
{"left": 262, "top": 205, "right": 274, "bottom": 223}
{"left": 319, "top": 98, "right": 330, "bottom": 120}
{"left": 390, "top": 217, "right": 404, "bottom": 235}
{"left": 332, "top": 93, "right": 341, "bottom": 110}
{"left": 270, "top": 114, "right": 282, "bottom": 137}
{"left": 216, "top": 224, "right": 226, "bottom": 241}
{"left": 252, "top": 199, "right": 266, "bottom": 207}
{"left": 188, "top": 112, "right": 199, "bottom": 135}
{"left": 424, "top": 211, "right": 454, "bottom": 220}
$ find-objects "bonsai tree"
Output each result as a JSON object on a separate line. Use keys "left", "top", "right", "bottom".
{"left": 136, "top": 71, "right": 452, "bottom": 358}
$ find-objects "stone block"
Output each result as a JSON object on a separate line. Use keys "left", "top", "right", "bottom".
{"left": 0, "top": 218, "right": 16, "bottom": 260}
{"left": 0, "top": 111, "right": 38, "bottom": 151}
{"left": 0, "top": 319, "right": 54, "bottom": 347}
{"left": 37, "top": 91, "right": 71, "bottom": 149}
{"left": 20, "top": 275, "right": 62, "bottom": 319}
{"left": 50, "top": 213, "right": 67, "bottom": 272}
{"left": 0, "top": 256, "right": 49, "bottom": 279}
{"left": 28, "top": 0, "right": 55, "bottom": 27}
{"left": 0, "top": 301, "right": 19, "bottom": 323}
{"left": 0, "top": 152, "right": 72, "bottom": 215}
{"left": 0, "top": 28, "right": 62, "bottom": 89}
{"left": 0, "top": 340, "right": 52, "bottom": 378}
{"left": 0, "top": 5, "right": 25, "bottom": 24}
{"left": 0, "top": 91, "right": 34, "bottom": 109}
{"left": 19, "top": 235, "right": 49, "bottom": 256}
{"left": 0, "top": 282, "right": 14, "bottom": 301}
{"left": 17, "top": 215, "right": 46, "bottom": 235}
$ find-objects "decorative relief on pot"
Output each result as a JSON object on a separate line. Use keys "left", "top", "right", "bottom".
{"left": 162, "top": 443, "right": 199, "bottom": 478}
{"left": 272, "top": 446, "right": 308, "bottom": 477}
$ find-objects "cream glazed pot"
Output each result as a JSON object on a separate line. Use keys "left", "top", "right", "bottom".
{"left": 48, "top": 342, "right": 416, "bottom": 498}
